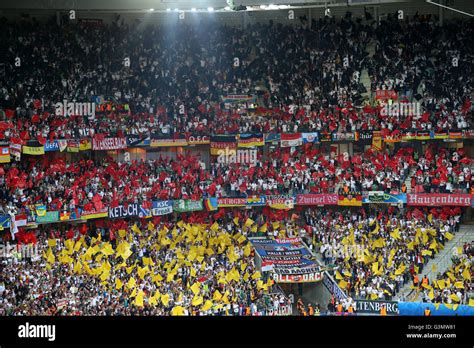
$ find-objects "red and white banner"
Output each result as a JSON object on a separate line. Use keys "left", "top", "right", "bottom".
{"left": 296, "top": 194, "right": 338, "bottom": 205}
{"left": 273, "top": 272, "right": 323, "bottom": 283}
{"left": 217, "top": 197, "right": 247, "bottom": 207}
{"left": 15, "top": 214, "right": 28, "bottom": 227}
{"left": 280, "top": 133, "right": 302, "bottom": 148}
{"left": 92, "top": 137, "right": 127, "bottom": 150}
{"left": 375, "top": 89, "right": 398, "bottom": 100}
{"left": 407, "top": 194, "right": 472, "bottom": 207}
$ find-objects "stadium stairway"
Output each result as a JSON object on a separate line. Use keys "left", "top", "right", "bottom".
{"left": 360, "top": 39, "right": 376, "bottom": 98}
{"left": 397, "top": 224, "right": 474, "bottom": 301}
{"left": 404, "top": 167, "right": 418, "bottom": 193}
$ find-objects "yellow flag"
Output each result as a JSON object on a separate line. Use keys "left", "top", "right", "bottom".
{"left": 131, "top": 224, "right": 141, "bottom": 234}
{"left": 454, "top": 281, "right": 464, "bottom": 289}
{"left": 137, "top": 266, "right": 149, "bottom": 280}
{"left": 240, "top": 263, "right": 248, "bottom": 272}
{"left": 251, "top": 271, "right": 261, "bottom": 280}
{"left": 233, "top": 217, "right": 239, "bottom": 225}
{"left": 429, "top": 240, "right": 438, "bottom": 250}
{"left": 190, "top": 282, "right": 201, "bottom": 295}
{"left": 171, "top": 306, "right": 185, "bottom": 316}
{"left": 192, "top": 295, "right": 204, "bottom": 306}
{"left": 445, "top": 232, "right": 454, "bottom": 240}
{"left": 335, "top": 271, "right": 343, "bottom": 280}
{"left": 134, "top": 290, "right": 144, "bottom": 307}
{"left": 127, "top": 277, "right": 136, "bottom": 289}
{"left": 259, "top": 224, "right": 267, "bottom": 233}
{"left": 462, "top": 267, "right": 470, "bottom": 280}
{"left": 428, "top": 288, "right": 434, "bottom": 300}
{"left": 118, "top": 229, "right": 127, "bottom": 238}
{"left": 427, "top": 214, "right": 433, "bottom": 223}
{"left": 338, "top": 280, "right": 347, "bottom": 289}
{"left": 450, "top": 294, "right": 460, "bottom": 302}
{"left": 468, "top": 299, "right": 474, "bottom": 307}
{"left": 390, "top": 228, "right": 401, "bottom": 240}
{"left": 202, "top": 300, "right": 213, "bottom": 311}
{"left": 243, "top": 243, "right": 251, "bottom": 257}
{"left": 46, "top": 248, "right": 55, "bottom": 264}
{"left": 47, "top": 239, "right": 57, "bottom": 247}
{"left": 73, "top": 261, "right": 82, "bottom": 274}
{"left": 210, "top": 222, "right": 219, "bottom": 232}
{"left": 437, "top": 279, "right": 445, "bottom": 290}
{"left": 244, "top": 218, "right": 254, "bottom": 227}
{"left": 101, "top": 243, "right": 115, "bottom": 256}
{"left": 421, "top": 250, "right": 432, "bottom": 256}
{"left": 213, "top": 290, "right": 223, "bottom": 301}
{"left": 372, "top": 238, "right": 385, "bottom": 248}
{"left": 115, "top": 278, "right": 123, "bottom": 290}
{"left": 161, "top": 294, "right": 170, "bottom": 307}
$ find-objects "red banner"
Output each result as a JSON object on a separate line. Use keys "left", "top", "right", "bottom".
{"left": 375, "top": 90, "right": 398, "bottom": 100}
{"left": 92, "top": 137, "right": 127, "bottom": 150}
{"left": 217, "top": 197, "right": 247, "bottom": 207}
{"left": 296, "top": 194, "right": 338, "bottom": 205}
{"left": 280, "top": 133, "right": 302, "bottom": 147}
{"left": 273, "top": 272, "right": 323, "bottom": 283}
{"left": 407, "top": 194, "right": 472, "bottom": 207}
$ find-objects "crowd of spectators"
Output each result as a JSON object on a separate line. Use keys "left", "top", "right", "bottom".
{"left": 0, "top": 218, "right": 291, "bottom": 315}
{"left": 0, "top": 15, "right": 472, "bottom": 141}
{"left": 305, "top": 206, "right": 462, "bottom": 302}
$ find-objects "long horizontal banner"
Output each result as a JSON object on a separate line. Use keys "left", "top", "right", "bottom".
{"left": 2, "top": 193, "right": 474, "bottom": 232}
{"left": 150, "top": 138, "right": 188, "bottom": 147}
{"left": 173, "top": 200, "right": 203, "bottom": 213}
{"left": 217, "top": 196, "right": 266, "bottom": 208}
{"left": 251, "top": 237, "right": 323, "bottom": 283}
{"left": 363, "top": 191, "right": 407, "bottom": 204}
{"left": 3, "top": 129, "right": 474, "bottom": 157}
{"left": 296, "top": 194, "right": 338, "bottom": 206}
{"left": 266, "top": 195, "right": 295, "bottom": 210}
{"left": 407, "top": 194, "right": 472, "bottom": 207}
{"left": 338, "top": 192, "right": 363, "bottom": 206}
{"left": 108, "top": 203, "right": 151, "bottom": 219}
{"left": 92, "top": 137, "right": 127, "bottom": 150}
{"left": 237, "top": 133, "right": 264, "bottom": 148}
{"left": 210, "top": 135, "right": 237, "bottom": 156}
{"left": 152, "top": 200, "right": 173, "bottom": 216}
{"left": 356, "top": 300, "right": 399, "bottom": 315}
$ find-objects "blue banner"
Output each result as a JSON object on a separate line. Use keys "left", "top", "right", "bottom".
{"left": 398, "top": 302, "right": 474, "bottom": 316}
{"left": 251, "top": 237, "right": 322, "bottom": 283}
{"left": 0, "top": 215, "right": 11, "bottom": 229}
{"left": 44, "top": 140, "right": 59, "bottom": 152}
{"left": 109, "top": 203, "right": 151, "bottom": 219}
{"left": 265, "top": 133, "right": 281, "bottom": 143}
{"left": 151, "top": 200, "right": 173, "bottom": 216}
{"left": 363, "top": 192, "right": 407, "bottom": 204}
{"left": 302, "top": 132, "right": 319, "bottom": 143}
